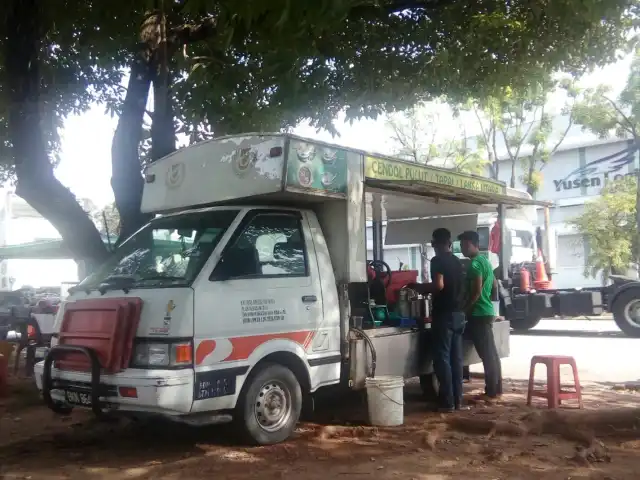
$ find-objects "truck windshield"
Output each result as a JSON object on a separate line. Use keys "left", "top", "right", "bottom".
{"left": 77, "top": 209, "right": 239, "bottom": 291}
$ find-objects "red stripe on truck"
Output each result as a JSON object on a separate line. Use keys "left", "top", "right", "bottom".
{"left": 195, "top": 331, "right": 314, "bottom": 365}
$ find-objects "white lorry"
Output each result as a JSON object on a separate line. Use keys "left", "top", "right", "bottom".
{"left": 35, "top": 133, "right": 542, "bottom": 445}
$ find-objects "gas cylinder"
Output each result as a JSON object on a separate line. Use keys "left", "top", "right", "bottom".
{"left": 519, "top": 267, "right": 531, "bottom": 293}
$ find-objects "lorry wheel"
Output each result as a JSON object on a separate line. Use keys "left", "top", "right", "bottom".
{"left": 612, "top": 287, "right": 640, "bottom": 337}
{"left": 419, "top": 373, "right": 439, "bottom": 401}
{"left": 235, "top": 363, "right": 302, "bottom": 446}
{"left": 509, "top": 315, "right": 542, "bottom": 331}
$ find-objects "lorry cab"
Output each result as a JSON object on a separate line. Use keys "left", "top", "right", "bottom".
{"left": 34, "top": 133, "right": 545, "bottom": 445}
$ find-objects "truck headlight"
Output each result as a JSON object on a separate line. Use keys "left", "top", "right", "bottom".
{"left": 132, "top": 341, "right": 192, "bottom": 368}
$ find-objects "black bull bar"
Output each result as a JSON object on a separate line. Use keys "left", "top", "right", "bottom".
{"left": 42, "top": 345, "right": 104, "bottom": 417}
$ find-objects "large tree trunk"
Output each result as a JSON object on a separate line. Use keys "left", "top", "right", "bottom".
{"left": 5, "top": 0, "right": 108, "bottom": 267}
{"left": 151, "top": 9, "right": 176, "bottom": 161}
{"left": 111, "top": 57, "right": 153, "bottom": 244}
{"left": 112, "top": 10, "right": 178, "bottom": 244}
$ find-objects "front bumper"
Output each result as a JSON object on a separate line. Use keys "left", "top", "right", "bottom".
{"left": 34, "top": 361, "right": 194, "bottom": 415}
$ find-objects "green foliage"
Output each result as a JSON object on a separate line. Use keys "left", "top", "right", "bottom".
{"left": 80, "top": 198, "right": 121, "bottom": 236}
{"left": 0, "top": 1, "right": 135, "bottom": 181}
{"left": 2, "top": 0, "right": 638, "bottom": 172}
{"left": 568, "top": 178, "right": 639, "bottom": 279}
{"left": 385, "top": 101, "right": 489, "bottom": 174}
{"left": 1, "top": 0, "right": 639, "bottom": 261}
{"left": 573, "top": 50, "right": 640, "bottom": 139}
{"left": 386, "top": 101, "right": 445, "bottom": 164}
{"left": 465, "top": 76, "right": 578, "bottom": 194}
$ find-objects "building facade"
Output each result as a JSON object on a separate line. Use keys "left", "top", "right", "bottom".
{"left": 493, "top": 138, "right": 639, "bottom": 288}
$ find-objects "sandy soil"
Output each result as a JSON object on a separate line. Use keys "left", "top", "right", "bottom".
{"left": 1, "top": 374, "right": 640, "bottom": 480}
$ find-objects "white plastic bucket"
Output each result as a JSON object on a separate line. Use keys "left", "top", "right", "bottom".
{"left": 365, "top": 375, "right": 405, "bottom": 426}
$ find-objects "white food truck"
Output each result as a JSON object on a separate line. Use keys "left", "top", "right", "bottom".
{"left": 35, "top": 134, "right": 544, "bottom": 445}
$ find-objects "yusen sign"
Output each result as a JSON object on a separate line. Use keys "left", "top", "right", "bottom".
{"left": 365, "top": 156, "right": 506, "bottom": 195}
{"left": 553, "top": 145, "right": 639, "bottom": 192}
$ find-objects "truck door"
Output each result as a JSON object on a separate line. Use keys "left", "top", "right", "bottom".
{"left": 191, "top": 209, "right": 325, "bottom": 410}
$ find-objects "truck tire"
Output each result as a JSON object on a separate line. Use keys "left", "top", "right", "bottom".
{"left": 611, "top": 287, "right": 640, "bottom": 337}
{"left": 419, "top": 373, "right": 439, "bottom": 401}
{"left": 509, "top": 315, "right": 542, "bottom": 331}
{"left": 235, "top": 363, "right": 302, "bottom": 445}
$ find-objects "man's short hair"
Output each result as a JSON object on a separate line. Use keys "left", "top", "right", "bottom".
{"left": 458, "top": 230, "right": 480, "bottom": 247}
{"left": 432, "top": 228, "right": 452, "bottom": 246}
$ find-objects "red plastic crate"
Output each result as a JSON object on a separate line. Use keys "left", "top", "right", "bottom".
{"left": 56, "top": 298, "right": 142, "bottom": 374}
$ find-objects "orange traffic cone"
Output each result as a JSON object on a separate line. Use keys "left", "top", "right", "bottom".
{"left": 533, "top": 249, "right": 552, "bottom": 290}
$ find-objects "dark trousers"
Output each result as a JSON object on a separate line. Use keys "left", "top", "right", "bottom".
{"left": 466, "top": 316, "right": 502, "bottom": 397}
{"left": 431, "top": 312, "right": 465, "bottom": 409}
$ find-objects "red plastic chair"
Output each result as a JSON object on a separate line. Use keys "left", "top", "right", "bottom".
{"left": 526, "top": 355, "right": 583, "bottom": 409}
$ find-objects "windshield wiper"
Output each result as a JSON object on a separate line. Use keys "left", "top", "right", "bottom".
{"left": 98, "top": 275, "right": 136, "bottom": 295}
{"left": 138, "top": 275, "right": 185, "bottom": 282}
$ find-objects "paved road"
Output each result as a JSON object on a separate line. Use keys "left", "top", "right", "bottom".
{"left": 471, "top": 318, "right": 639, "bottom": 384}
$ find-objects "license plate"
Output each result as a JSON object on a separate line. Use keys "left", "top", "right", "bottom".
{"left": 64, "top": 390, "right": 92, "bottom": 407}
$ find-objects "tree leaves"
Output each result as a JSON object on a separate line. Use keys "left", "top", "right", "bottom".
{"left": 569, "top": 178, "right": 639, "bottom": 279}
{"left": 464, "top": 76, "right": 578, "bottom": 194}
{"left": 385, "top": 100, "right": 489, "bottom": 175}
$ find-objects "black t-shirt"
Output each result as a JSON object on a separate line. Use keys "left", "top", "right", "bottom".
{"left": 430, "top": 252, "right": 464, "bottom": 316}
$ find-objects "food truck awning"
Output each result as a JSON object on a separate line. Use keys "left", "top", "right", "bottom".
{"left": 365, "top": 179, "right": 551, "bottom": 209}
{"left": 362, "top": 154, "right": 551, "bottom": 221}
{"left": 364, "top": 179, "right": 550, "bottom": 222}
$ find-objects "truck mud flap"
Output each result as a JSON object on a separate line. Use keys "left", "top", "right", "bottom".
{"left": 42, "top": 345, "right": 104, "bottom": 417}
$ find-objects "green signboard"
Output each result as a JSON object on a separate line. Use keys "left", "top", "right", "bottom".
{"left": 286, "top": 140, "right": 348, "bottom": 195}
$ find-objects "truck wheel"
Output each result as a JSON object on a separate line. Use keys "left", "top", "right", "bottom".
{"left": 235, "top": 363, "right": 302, "bottom": 446}
{"left": 612, "top": 287, "right": 640, "bottom": 337}
{"left": 509, "top": 315, "right": 542, "bottom": 331}
{"left": 419, "top": 373, "right": 439, "bottom": 401}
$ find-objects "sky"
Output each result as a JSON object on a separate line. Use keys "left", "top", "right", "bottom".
{"left": 54, "top": 54, "right": 634, "bottom": 209}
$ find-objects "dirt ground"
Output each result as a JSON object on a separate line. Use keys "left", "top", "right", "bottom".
{"left": 1, "top": 374, "right": 640, "bottom": 480}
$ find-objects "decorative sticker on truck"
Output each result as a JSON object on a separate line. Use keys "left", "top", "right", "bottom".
{"left": 365, "top": 156, "right": 506, "bottom": 195}
{"left": 165, "top": 162, "right": 186, "bottom": 189}
{"left": 194, "top": 331, "right": 315, "bottom": 365}
{"left": 286, "top": 140, "right": 348, "bottom": 194}
{"left": 149, "top": 300, "right": 175, "bottom": 336}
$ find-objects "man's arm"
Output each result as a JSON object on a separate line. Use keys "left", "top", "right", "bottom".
{"left": 463, "top": 263, "right": 482, "bottom": 315}
{"left": 407, "top": 258, "right": 444, "bottom": 294}
{"left": 491, "top": 277, "right": 499, "bottom": 301}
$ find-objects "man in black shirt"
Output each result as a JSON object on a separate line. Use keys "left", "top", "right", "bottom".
{"left": 409, "top": 228, "right": 466, "bottom": 412}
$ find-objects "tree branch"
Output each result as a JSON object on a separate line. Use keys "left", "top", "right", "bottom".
{"left": 549, "top": 114, "right": 574, "bottom": 159}
{"left": 169, "top": 16, "right": 217, "bottom": 46}
{"left": 602, "top": 94, "right": 638, "bottom": 138}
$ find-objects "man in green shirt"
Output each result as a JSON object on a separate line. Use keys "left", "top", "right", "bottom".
{"left": 458, "top": 230, "right": 503, "bottom": 401}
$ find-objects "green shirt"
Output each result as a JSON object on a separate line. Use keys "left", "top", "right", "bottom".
{"left": 466, "top": 255, "right": 495, "bottom": 317}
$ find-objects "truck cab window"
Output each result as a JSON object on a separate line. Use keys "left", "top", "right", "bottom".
{"left": 76, "top": 210, "right": 238, "bottom": 291}
{"left": 216, "top": 213, "right": 308, "bottom": 279}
